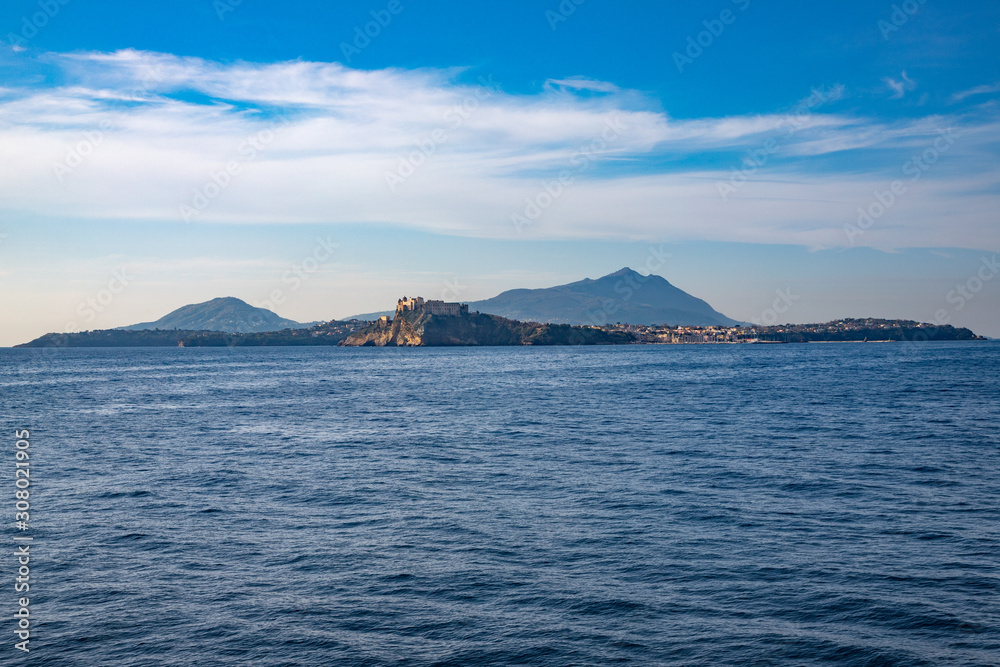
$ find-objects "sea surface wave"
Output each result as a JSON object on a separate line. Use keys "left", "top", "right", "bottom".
{"left": 1, "top": 343, "right": 998, "bottom": 665}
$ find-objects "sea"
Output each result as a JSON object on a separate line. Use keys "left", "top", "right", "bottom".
{"left": 1, "top": 342, "right": 998, "bottom": 666}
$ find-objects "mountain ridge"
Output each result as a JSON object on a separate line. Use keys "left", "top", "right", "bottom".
{"left": 347, "top": 268, "right": 739, "bottom": 326}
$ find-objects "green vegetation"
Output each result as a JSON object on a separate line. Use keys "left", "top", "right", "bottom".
{"left": 16, "top": 321, "right": 367, "bottom": 348}
{"left": 17, "top": 329, "right": 198, "bottom": 347}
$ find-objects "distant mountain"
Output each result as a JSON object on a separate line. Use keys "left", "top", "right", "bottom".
{"left": 465, "top": 268, "right": 740, "bottom": 326}
{"left": 345, "top": 268, "right": 739, "bottom": 326}
{"left": 121, "top": 297, "right": 313, "bottom": 333}
{"left": 346, "top": 309, "right": 394, "bottom": 321}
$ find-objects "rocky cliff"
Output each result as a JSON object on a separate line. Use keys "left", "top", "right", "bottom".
{"left": 340, "top": 310, "right": 634, "bottom": 347}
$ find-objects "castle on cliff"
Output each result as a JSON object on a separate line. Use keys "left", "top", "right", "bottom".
{"left": 396, "top": 296, "right": 469, "bottom": 317}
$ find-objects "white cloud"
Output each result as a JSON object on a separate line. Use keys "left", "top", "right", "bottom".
{"left": 0, "top": 50, "right": 997, "bottom": 252}
{"left": 950, "top": 82, "right": 1000, "bottom": 103}
{"left": 884, "top": 71, "right": 916, "bottom": 99}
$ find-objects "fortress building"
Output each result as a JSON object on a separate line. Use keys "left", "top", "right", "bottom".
{"left": 396, "top": 296, "right": 469, "bottom": 317}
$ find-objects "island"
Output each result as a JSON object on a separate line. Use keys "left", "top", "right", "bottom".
{"left": 15, "top": 298, "right": 985, "bottom": 348}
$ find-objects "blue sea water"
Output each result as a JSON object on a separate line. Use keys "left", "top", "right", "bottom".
{"left": 1, "top": 342, "right": 998, "bottom": 666}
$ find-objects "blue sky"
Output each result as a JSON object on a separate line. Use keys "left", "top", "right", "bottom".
{"left": 1, "top": 0, "right": 998, "bottom": 344}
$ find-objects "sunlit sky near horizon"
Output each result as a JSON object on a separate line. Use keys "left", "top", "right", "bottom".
{"left": 1, "top": 0, "right": 999, "bottom": 344}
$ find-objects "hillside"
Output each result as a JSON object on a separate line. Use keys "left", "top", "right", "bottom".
{"left": 467, "top": 268, "right": 739, "bottom": 326}
{"left": 122, "top": 297, "right": 311, "bottom": 333}
{"left": 16, "top": 320, "right": 366, "bottom": 348}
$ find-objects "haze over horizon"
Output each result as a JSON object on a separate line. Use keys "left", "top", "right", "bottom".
{"left": 1, "top": 0, "right": 999, "bottom": 345}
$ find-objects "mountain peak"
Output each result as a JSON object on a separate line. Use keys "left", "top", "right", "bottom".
{"left": 603, "top": 267, "right": 643, "bottom": 279}
{"left": 467, "top": 270, "right": 738, "bottom": 326}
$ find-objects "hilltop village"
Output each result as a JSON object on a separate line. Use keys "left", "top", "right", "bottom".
{"left": 607, "top": 318, "right": 983, "bottom": 343}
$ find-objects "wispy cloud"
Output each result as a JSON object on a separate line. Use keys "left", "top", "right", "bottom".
{"left": 950, "top": 82, "right": 1000, "bottom": 103}
{"left": 0, "top": 50, "right": 997, "bottom": 252}
{"left": 544, "top": 77, "right": 620, "bottom": 93}
{"left": 884, "top": 71, "right": 917, "bottom": 99}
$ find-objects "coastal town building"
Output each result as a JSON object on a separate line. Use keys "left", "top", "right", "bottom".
{"left": 396, "top": 296, "right": 469, "bottom": 317}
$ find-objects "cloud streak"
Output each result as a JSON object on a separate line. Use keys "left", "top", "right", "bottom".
{"left": 950, "top": 82, "right": 1000, "bottom": 103}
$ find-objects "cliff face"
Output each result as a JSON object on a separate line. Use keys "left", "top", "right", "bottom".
{"left": 341, "top": 311, "right": 515, "bottom": 346}
{"left": 340, "top": 310, "right": 635, "bottom": 347}
{"left": 343, "top": 313, "right": 427, "bottom": 347}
